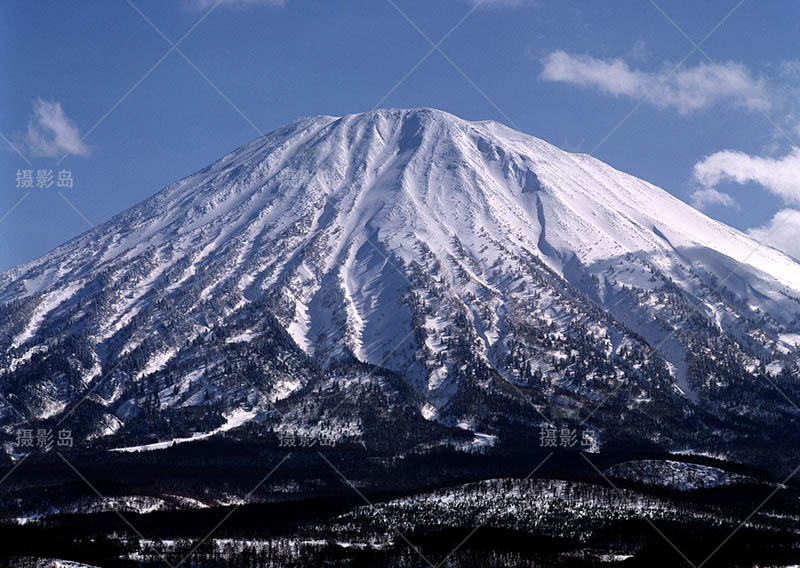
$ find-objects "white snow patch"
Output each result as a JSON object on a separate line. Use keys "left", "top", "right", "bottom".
{"left": 111, "top": 408, "right": 257, "bottom": 453}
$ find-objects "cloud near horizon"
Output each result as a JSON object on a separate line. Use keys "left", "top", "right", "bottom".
{"left": 693, "top": 146, "right": 800, "bottom": 205}
{"left": 540, "top": 50, "right": 770, "bottom": 114}
{"left": 23, "top": 98, "right": 90, "bottom": 158}
{"left": 689, "top": 188, "right": 739, "bottom": 210}
{"left": 747, "top": 209, "right": 800, "bottom": 260}
{"left": 691, "top": 147, "right": 800, "bottom": 258}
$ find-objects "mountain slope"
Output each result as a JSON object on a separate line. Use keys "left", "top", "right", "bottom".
{"left": 1, "top": 108, "right": 798, "bottom": 466}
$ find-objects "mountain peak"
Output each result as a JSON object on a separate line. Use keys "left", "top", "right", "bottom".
{"left": 2, "top": 108, "right": 800, "bottom": 470}
{"left": 5, "top": 108, "right": 800, "bottom": 298}
{"left": 342, "top": 106, "right": 465, "bottom": 123}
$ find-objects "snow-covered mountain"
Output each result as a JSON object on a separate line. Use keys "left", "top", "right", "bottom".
{"left": 2, "top": 108, "right": 799, "bottom": 463}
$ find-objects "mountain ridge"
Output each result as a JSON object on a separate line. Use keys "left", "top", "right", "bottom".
{"left": 1, "top": 107, "right": 799, "bottom": 469}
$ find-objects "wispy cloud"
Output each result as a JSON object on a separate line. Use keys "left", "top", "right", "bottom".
{"left": 23, "top": 98, "right": 90, "bottom": 158}
{"left": 183, "top": 0, "right": 284, "bottom": 10}
{"left": 778, "top": 59, "right": 800, "bottom": 79}
{"left": 627, "top": 39, "right": 649, "bottom": 63}
{"left": 747, "top": 209, "right": 800, "bottom": 260}
{"left": 693, "top": 147, "right": 800, "bottom": 205}
{"left": 689, "top": 188, "right": 738, "bottom": 210}
{"left": 540, "top": 50, "right": 770, "bottom": 114}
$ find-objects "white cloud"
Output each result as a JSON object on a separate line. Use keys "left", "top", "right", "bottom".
{"left": 747, "top": 209, "right": 800, "bottom": 260}
{"left": 23, "top": 98, "right": 90, "bottom": 158}
{"left": 693, "top": 147, "right": 800, "bottom": 257}
{"left": 689, "top": 188, "right": 738, "bottom": 210}
{"left": 692, "top": 147, "right": 800, "bottom": 205}
{"left": 183, "top": 0, "right": 284, "bottom": 9}
{"left": 540, "top": 50, "right": 770, "bottom": 114}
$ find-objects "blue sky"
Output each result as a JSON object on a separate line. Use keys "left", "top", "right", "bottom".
{"left": 2, "top": 0, "right": 799, "bottom": 270}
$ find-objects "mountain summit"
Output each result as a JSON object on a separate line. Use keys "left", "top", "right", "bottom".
{"left": 2, "top": 108, "right": 799, "bottom": 464}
